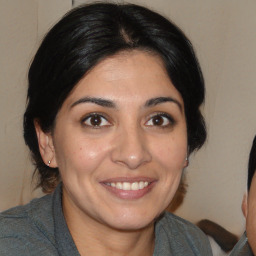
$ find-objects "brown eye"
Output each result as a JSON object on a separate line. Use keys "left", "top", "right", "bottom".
{"left": 90, "top": 115, "right": 102, "bottom": 126}
{"left": 152, "top": 116, "right": 164, "bottom": 126}
{"left": 83, "top": 114, "right": 110, "bottom": 127}
{"left": 145, "top": 113, "right": 175, "bottom": 127}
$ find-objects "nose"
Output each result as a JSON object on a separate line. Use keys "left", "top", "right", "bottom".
{"left": 111, "top": 126, "right": 152, "bottom": 169}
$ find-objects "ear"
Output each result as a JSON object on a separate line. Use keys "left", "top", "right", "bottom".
{"left": 242, "top": 192, "right": 248, "bottom": 218}
{"left": 183, "top": 148, "right": 190, "bottom": 168}
{"left": 183, "top": 156, "right": 189, "bottom": 168}
{"left": 34, "top": 120, "right": 58, "bottom": 168}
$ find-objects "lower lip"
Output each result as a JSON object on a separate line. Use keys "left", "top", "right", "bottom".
{"left": 101, "top": 182, "right": 156, "bottom": 200}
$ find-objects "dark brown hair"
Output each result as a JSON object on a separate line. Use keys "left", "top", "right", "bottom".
{"left": 24, "top": 2, "right": 206, "bottom": 193}
{"left": 248, "top": 136, "right": 256, "bottom": 190}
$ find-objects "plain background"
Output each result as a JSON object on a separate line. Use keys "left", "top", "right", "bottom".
{"left": 1, "top": 0, "right": 256, "bottom": 236}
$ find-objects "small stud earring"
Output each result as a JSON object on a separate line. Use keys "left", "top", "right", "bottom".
{"left": 47, "top": 160, "right": 51, "bottom": 166}
{"left": 185, "top": 157, "right": 189, "bottom": 167}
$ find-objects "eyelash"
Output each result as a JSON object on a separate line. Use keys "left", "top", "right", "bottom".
{"left": 145, "top": 112, "right": 176, "bottom": 129}
{"left": 81, "top": 112, "right": 176, "bottom": 129}
{"left": 81, "top": 113, "right": 111, "bottom": 128}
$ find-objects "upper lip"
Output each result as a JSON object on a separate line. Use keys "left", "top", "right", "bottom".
{"left": 100, "top": 176, "right": 157, "bottom": 183}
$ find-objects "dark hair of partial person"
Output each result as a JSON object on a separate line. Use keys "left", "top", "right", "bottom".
{"left": 248, "top": 135, "right": 256, "bottom": 190}
{"left": 23, "top": 2, "right": 206, "bottom": 193}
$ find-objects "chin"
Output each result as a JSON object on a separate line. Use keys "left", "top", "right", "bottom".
{"left": 110, "top": 218, "right": 154, "bottom": 231}
{"left": 104, "top": 208, "right": 163, "bottom": 231}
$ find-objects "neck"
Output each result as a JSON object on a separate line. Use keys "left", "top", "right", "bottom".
{"left": 72, "top": 222, "right": 155, "bottom": 256}
{"left": 62, "top": 191, "right": 155, "bottom": 256}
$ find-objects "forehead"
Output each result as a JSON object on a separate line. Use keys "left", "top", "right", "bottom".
{"left": 87, "top": 50, "right": 165, "bottom": 80}
{"left": 64, "top": 50, "right": 183, "bottom": 107}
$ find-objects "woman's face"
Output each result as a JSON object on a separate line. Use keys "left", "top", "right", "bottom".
{"left": 45, "top": 50, "right": 187, "bottom": 230}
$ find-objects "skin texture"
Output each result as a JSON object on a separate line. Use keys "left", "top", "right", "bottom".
{"left": 246, "top": 174, "right": 256, "bottom": 254}
{"left": 35, "top": 50, "right": 188, "bottom": 255}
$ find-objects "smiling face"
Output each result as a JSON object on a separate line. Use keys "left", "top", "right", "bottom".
{"left": 37, "top": 50, "right": 187, "bottom": 231}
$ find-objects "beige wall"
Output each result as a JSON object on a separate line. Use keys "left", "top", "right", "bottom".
{"left": 0, "top": 0, "right": 72, "bottom": 210}
{"left": 1, "top": 0, "right": 256, "bottom": 236}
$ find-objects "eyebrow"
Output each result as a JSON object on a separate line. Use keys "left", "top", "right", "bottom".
{"left": 145, "top": 97, "right": 182, "bottom": 111}
{"left": 70, "top": 96, "right": 182, "bottom": 111}
{"left": 70, "top": 97, "right": 116, "bottom": 109}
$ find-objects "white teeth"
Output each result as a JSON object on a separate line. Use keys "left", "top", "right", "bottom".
{"left": 108, "top": 181, "right": 150, "bottom": 191}
{"left": 116, "top": 182, "right": 122, "bottom": 189}
{"left": 139, "top": 181, "right": 144, "bottom": 189}
{"left": 131, "top": 182, "right": 139, "bottom": 190}
{"left": 123, "top": 182, "right": 131, "bottom": 190}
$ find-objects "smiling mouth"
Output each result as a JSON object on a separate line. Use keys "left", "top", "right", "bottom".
{"left": 101, "top": 177, "right": 156, "bottom": 199}
{"left": 105, "top": 181, "right": 150, "bottom": 191}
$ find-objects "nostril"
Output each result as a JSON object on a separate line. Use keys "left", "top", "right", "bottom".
{"left": 110, "top": 129, "right": 152, "bottom": 169}
{"left": 111, "top": 151, "right": 152, "bottom": 170}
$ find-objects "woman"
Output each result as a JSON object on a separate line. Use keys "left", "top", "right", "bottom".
{"left": 0, "top": 2, "right": 212, "bottom": 255}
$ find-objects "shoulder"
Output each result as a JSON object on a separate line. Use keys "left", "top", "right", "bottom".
{"left": 158, "top": 212, "right": 209, "bottom": 239}
{"left": 0, "top": 194, "right": 53, "bottom": 236}
{"left": 230, "top": 233, "right": 253, "bottom": 256}
{"left": 154, "top": 212, "right": 213, "bottom": 255}
{"left": 0, "top": 194, "right": 57, "bottom": 255}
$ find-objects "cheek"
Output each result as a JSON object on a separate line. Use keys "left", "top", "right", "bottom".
{"left": 152, "top": 135, "right": 187, "bottom": 169}
{"left": 150, "top": 135, "right": 186, "bottom": 206}
{"left": 54, "top": 135, "right": 111, "bottom": 176}
{"left": 76, "top": 143, "right": 111, "bottom": 171}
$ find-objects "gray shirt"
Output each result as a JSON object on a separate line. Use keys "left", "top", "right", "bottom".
{"left": 230, "top": 233, "right": 253, "bottom": 256}
{"left": 0, "top": 184, "right": 212, "bottom": 255}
